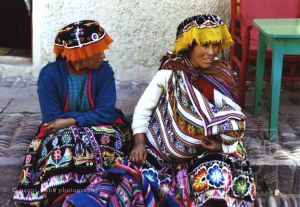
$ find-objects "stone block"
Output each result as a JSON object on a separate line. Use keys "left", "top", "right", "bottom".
{"left": 277, "top": 159, "right": 296, "bottom": 194}
{"left": 5, "top": 98, "right": 40, "bottom": 114}
{"left": 250, "top": 157, "right": 279, "bottom": 192}
{"left": 293, "top": 163, "right": 300, "bottom": 194}
{"left": 0, "top": 99, "right": 12, "bottom": 113}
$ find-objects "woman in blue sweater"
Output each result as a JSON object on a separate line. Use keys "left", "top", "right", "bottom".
{"left": 13, "top": 20, "right": 131, "bottom": 206}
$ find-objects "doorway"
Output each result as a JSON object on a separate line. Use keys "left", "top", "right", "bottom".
{"left": 0, "top": 0, "right": 32, "bottom": 59}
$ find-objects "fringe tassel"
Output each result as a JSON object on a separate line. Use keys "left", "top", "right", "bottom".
{"left": 174, "top": 25, "right": 233, "bottom": 54}
{"left": 53, "top": 34, "right": 113, "bottom": 62}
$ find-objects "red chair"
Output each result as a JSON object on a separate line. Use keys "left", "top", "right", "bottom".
{"left": 230, "top": 0, "right": 300, "bottom": 107}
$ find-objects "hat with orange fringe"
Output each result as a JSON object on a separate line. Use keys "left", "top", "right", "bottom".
{"left": 174, "top": 14, "right": 233, "bottom": 54}
{"left": 54, "top": 20, "right": 113, "bottom": 62}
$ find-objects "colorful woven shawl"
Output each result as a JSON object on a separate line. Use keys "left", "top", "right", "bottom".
{"left": 146, "top": 53, "right": 246, "bottom": 162}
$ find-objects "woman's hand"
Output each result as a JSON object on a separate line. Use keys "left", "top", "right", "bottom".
{"left": 214, "top": 90, "right": 241, "bottom": 111}
{"left": 198, "top": 138, "right": 222, "bottom": 152}
{"left": 45, "top": 118, "right": 76, "bottom": 134}
{"left": 130, "top": 133, "right": 147, "bottom": 166}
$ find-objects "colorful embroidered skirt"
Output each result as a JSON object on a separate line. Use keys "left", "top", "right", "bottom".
{"left": 141, "top": 141, "right": 256, "bottom": 207}
{"left": 61, "top": 142, "right": 255, "bottom": 207}
{"left": 13, "top": 124, "right": 131, "bottom": 203}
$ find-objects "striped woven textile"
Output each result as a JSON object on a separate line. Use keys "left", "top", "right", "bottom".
{"left": 146, "top": 60, "right": 246, "bottom": 162}
{"left": 62, "top": 161, "right": 156, "bottom": 207}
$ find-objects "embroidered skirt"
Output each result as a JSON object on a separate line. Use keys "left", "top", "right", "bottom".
{"left": 141, "top": 141, "right": 256, "bottom": 207}
{"left": 13, "top": 124, "right": 131, "bottom": 203}
{"left": 57, "top": 142, "right": 255, "bottom": 207}
{"left": 60, "top": 142, "right": 255, "bottom": 207}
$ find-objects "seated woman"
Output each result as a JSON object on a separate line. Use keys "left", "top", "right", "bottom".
{"left": 129, "top": 14, "right": 256, "bottom": 207}
{"left": 13, "top": 20, "right": 131, "bottom": 206}
{"left": 59, "top": 15, "right": 255, "bottom": 207}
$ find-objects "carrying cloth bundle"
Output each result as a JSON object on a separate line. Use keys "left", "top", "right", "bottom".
{"left": 146, "top": 53, "right": 246, "bottom": 161}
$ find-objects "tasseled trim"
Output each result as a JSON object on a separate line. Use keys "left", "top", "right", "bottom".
{"left": 54, "top": 34, "right": 113, "bottom": 62}
{"left": 174, "top": 25, "right": 233, "bottom": 54}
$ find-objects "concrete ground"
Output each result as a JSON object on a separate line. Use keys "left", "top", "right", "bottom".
{"left": 0, "top": 75, "right": 300, "bottom": 206}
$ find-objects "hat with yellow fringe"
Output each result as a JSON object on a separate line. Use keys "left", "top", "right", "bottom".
{"left": 54, "top": 20, "right": 113, "bottom": 62}
{"left": 174, "top": 14, "right": 233, "bottom": 54}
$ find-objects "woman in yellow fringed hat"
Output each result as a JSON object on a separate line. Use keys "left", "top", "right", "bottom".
{"left": 13, "top": 20, "right": 131, "bottom": 206}
{"left": 129, "top": 14, "right": 256, "bottom": 207}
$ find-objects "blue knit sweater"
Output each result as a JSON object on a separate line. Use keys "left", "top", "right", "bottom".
{"left": 37, "top": 60, "right": 116, "bottom": 127}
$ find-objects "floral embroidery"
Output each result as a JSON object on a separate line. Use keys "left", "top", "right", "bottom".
{"left": 25, "top": 155, "right": 32, "bottom": 164}
{"left": 15, "top": 122, "right": 131, "bottom": 202}
{"left": 40, "top": 163, "right": 47, "bottom": 173}
{"left": 61, "top": 134, "right": 72, "bottom": 145}
{"left": 41, "top": 146, "right": 48, "bottom": 157}
{"left": 53, "top": 150, "right": 62, "bottom": 160}
{"left": 222, "top": 167, "right": 232, "bottom": 192}
{"left": 46, "top": 148, "right": 72, "bottom": 171}
{"left": 102, "top": 150, "right": 116, "bottom": 167}
{"left": 52, "top": 137, "right": 59, "bottom": 148}
{"left": 235, "top": 141, "right": 247, "bottom": 159}
{"left": 30, "top": 139, "right": 42, "bottom": 152}
{"left": 22, "top": 168, "right": 30, "bottom": 184}
{"left": 82, "top": 134, "right": 90, "bottom": 146}
{"left": 250, "top": 179, "right": 256, "bottom": 201}
{"left": 100, "top": 135, "right": 110, "bottom": 145}
{"left": 232, "top": 175, "right": 251, "bottom": 198}
{"left": 207, "top": 164, "right": 224, "bottom": 188}
{"left": 142, "top": 168, "right": 160, "bottom": 189}
{"left": 192, "top": 167, "right": 208, "bottom": 193}
{"left": 74, "top": 150, "right": 93, "bottom": 166}
{"left": 114, "top": 139, "right": 123, "bottom": 150}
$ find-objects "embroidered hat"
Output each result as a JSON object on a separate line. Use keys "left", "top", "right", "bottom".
{"left": 54, "top": 20, "right": 113, "bottom": 62}
{"left": 174, "top": 14, "right": 233, "bottom": 54}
